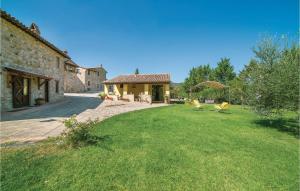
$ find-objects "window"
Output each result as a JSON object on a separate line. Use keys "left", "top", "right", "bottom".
{"left": 88, "top": 81, "right": 90, "bottom": 86}
{"left": 56, "top": 57, "right": 60, "bottom": 68}
{"left": 120, "top": 84, "right": 123, "bottom": 88}
{"left": 132, "top": 84, "right": 136, "bottom": 88}
{"left": 99, "top": 84, "right": 104, "bottom": 91}
{"left": 109, "top": 85, "right": 114, "bottom": 93}
{"left": 88, "top": 70, "right": 90, "bottom": 75}
{"left": 97, "top": 72, "right": 100, "bottom": 76}
{"left": 55, "top": 81, "right": 59, "bottom": 93}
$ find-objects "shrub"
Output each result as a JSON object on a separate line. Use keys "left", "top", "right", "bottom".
{"left": 99, "top": 92, "right": 106, "bottom": 100}
{"left": 62, "top": 115, "right": 99, "bottom": 148}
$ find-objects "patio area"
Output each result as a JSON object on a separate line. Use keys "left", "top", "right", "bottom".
{"left": 0, "top": 93, "right": 167, "bottom": 144}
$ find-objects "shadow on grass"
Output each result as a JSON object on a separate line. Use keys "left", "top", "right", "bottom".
{"left": 208, "top": 109, "right": 232, "bottom": 114}
{"left": 254, "top": 118, "right": 299, "bottom": 138}
{"left": 192, "top": 108, "right": 205, "bottom": 112}
{"left": 86, "top": 135, "right": 115, "bottom": 151}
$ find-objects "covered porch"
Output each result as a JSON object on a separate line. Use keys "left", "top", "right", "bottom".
{"left": 103, "top": 74, "right": 171, "bottom": 104}
{"left": 104, "top": 83, "right": 170, "bottom": 103}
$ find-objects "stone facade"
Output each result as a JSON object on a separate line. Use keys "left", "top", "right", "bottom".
{"left": 76, "top": 67, "right": 107, "bottom": 92}
{"left": 64, "top": 62, "right": 85, "bottom": 93}
{"left": 0, "top": 15, "right": 68, "bottom": 111}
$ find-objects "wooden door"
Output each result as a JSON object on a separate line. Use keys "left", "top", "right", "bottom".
{"left": 151, "top": 85, "right": 163, "bottom": 102}
{"left": 12, "top": 76, "right": 30, "bottom": 108}
{"left": 45, "top": 80, "right": 49, "bottom": 102}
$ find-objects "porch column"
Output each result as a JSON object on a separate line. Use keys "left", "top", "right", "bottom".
{"left": 104, "top": 84, "right": 109, "bottom": 94}
{"left": 164, "top": 84, "right": 170, "bottom": 96}
{"left": 144, "top": 84, "right": 149, "bottom": 95}
{"left": 123, "top": 84, "right": 128, "bottom": 95}
{"left": 113, "top": 84, "right": 121, "bottom": 96}
{"left": 164, "top": 84, "right": 170, "bottom": 104}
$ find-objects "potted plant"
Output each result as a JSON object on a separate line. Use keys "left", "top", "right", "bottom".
{"left": 98, "top": 92, "right": 106, "bottom": 100}
{"left": 35, "top": 98, "right": 46, "bottom": 106}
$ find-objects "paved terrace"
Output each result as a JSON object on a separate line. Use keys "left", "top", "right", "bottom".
{"left": 0, "top": 93, "right": 167, "bottom": 144}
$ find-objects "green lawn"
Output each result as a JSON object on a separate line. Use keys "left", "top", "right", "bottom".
{"left": 1, "top": 105, "right": 299, "bottom": 190}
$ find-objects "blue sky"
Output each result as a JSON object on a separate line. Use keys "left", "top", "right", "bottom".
{"left": 2, "top": 0, "right": 298, "bottom": 82}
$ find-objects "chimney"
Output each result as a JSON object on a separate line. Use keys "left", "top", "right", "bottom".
{"left": 63, "top": 50, "right": 68, "bottom": 55}
{"left": 29, "top": 23, "right": 40, "bottom": 35}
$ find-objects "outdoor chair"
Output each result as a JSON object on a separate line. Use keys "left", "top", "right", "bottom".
{"left": 214, "top": 102, "right": 229, "bottom": 112}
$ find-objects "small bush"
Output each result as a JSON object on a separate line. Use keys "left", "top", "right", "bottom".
{"left": 99, "top": 92, "right": 106, "bottom": 99}
{"left": 62, "top": 115, "right": 100, "bottom": 148}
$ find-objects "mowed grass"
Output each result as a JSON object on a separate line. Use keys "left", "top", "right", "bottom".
{"left": 1, "top": 105, "right": 299, "bottom": 190}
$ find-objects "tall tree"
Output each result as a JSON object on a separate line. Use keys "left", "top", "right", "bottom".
{"left": 134, "top": 68, "right": 139, "bottom": 74}
{"left": 244, "top": 36, "right": 299, "bottom": 115}
{"left": 183, "top": 64, "right": 214, "bottom": 92}
{"left": 214, "top": 58, "right": 236, "bottom": 84}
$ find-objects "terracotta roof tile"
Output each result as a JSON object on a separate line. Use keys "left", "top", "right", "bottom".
{"left": 0, "top": 9, "right": 70, "bottom": 59}
{"left": 103, "top": 74, "right": 170, "bottom": 84}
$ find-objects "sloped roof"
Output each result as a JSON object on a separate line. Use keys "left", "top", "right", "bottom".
{"left": 0, "top": 9, "right": 70, "bottom": 59}
{"left": 65, "top": 59, "right": 79, "bottom": 67}
{"left": 103, "top": 74, "right": 170, "bottom": 84}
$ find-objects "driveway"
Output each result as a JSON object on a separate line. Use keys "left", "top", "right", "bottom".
{"left": 0, "top": 93, "right": 166, "bottom": 144}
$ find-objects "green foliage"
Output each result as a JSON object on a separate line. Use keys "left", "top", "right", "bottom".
{"left": 134, "top": 68, "right": 139, "bottom": 74}
{"left": 183, "top": 64, "right": 214, "bottom": 92}
{"left": 196, "top": 88, "right": 224, "bottom": 103}
{"left": 183, "top": 60, "right": 235, "bottom": 102}
{"left": 228, "top": 77, "right": 244, "bottom": 104}
{"left": 244, "top": 36, "right": 299, "bottom": 115}
{"left": 98, "top": 92, "right": 106, "bottom": 99}
{"left": 170, "top": 84, "right": 187, "bottom": 98}
{"left": 214, "top": 58, "right": 236, "bottom": 84}
{"left": 63, "top": 115, "right": 100, "bottom": 148}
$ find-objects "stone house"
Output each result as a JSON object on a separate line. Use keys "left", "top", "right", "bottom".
{"left": 103, "top": 74, "right": 170, "bottom": 103}
{"left": 64, "top": 59, "right": 85, "bottom": 93}
{"left": 0, "top": 10, "right": 69, "bottom": 111}
{"left": 76, "top": 66, "right": 107, "bottom": 92}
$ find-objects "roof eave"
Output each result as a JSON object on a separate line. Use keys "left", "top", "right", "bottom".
{"left": 0, "top": 9, "right": 70, "bottom": 59}
{"left": 103, "top": 81, "right": 170, "bottom": 84}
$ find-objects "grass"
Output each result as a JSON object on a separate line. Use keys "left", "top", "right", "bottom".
{"left": 1, "top": 105, "right": 299, "bottom": 190}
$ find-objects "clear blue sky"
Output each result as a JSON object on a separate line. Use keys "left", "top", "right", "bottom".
{"left": 2, "top": 0, "right": 298, "bottom": 82}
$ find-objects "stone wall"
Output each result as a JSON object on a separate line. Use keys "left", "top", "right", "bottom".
{"left": 85, "top": 68, "right": 106, "bottom": 92}
{"left": 1, "top": 18, "right": 65, "bottom": 111}
{"left": 64, "top": 65, "right": 85, "bottom": 93}
{"left": 76, "top": 67, "right": 106, "bottom": 92}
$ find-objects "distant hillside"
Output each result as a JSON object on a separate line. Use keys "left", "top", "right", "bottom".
{"left": 171, "top": 82, "right": 183, "bottom": 87}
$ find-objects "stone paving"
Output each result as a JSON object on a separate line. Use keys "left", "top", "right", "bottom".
{"left": 0, "top": 93, "right": 167, "bottom": 144}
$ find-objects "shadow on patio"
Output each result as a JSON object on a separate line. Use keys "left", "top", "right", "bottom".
{"left": 1, "top": 95, "right": 102, "bottom": 122}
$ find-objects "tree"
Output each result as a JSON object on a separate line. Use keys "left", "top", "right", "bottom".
{"left": 214, "top": 58, "right": 236, "bottom": 84}
{"left": 135, "top": 68, "right": 139, "bottom": 74}
{"left": 238, "top": 59, "right": 259, "bottom": 105}
{"left": 183, "top": 64, "right": 214, "bottom": 93}
{"left": 228, "top": 77, "right": 244, "bottom": 105}
{"left": 244, "top": 36, "right": 299, "bottom": 115}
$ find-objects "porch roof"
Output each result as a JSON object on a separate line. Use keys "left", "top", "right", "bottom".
{"left": 103, "top": 74, "right": 170, "bottom": 84}
{"left": 4, "top": 67, "right": 53, "bottom": 79}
